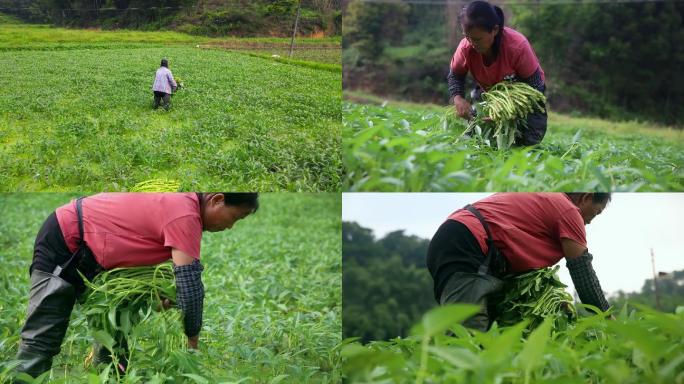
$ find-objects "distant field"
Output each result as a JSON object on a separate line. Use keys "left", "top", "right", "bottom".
{"left": 343, "top": 93, "right": 684, "bottom": 191}
{"left": 0, "top": 23, "right": 341, "bottom": 191}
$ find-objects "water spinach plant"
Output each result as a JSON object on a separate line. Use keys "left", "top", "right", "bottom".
{"left": 342, "top": 302, "right": 684, "bottom": 383}
{"left": 343, "top": 100, "right": 684, "bottom": 191}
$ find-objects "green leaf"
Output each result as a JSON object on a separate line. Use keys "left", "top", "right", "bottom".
{"left": 427, "top": 346, "right": 480, "bottom": 370}
{"left": 99, "top": 363, "right": 111, "bottom": 382}
{"left": 659, "top": 353, "right": 684, "bottom": 378}
{"left": 341, "top": 344, "right": 406, "bottom": 376}
{"left": 352, "top": 125, "right": 380, "bottom": 150}
{"left": 269, "top": 375, "right": 290, "bottom": 384}
{"left": 87, "top": 373, "right": 101, "bottom": 384}
{"left": 571, "top": 129, "right": 582, "bottom": 144}
{"left": 481, "top": 320, "right": 528, "bottom": 365}
{"left": 14, "top": 373, "right": 36, "bottom": 383}
{"left": 108, "top": 306, "right": 118, "bottom": 331}
{"left": 517, "top": 316, "right": 553, "bottom": 374}
{"left": 120, "top": 308, "right": 131, "bottom": 334}
{"left": 421, "top": 304, "right": 480, "bottom": 338}
{"left": 182, "top": 374, "right": 210, "bottom": 384}
{"left": 606, "top": 321, "right": 667, "bottom": 359}
{"left": 92, "top": 330, "right": 115, "bottom": 352}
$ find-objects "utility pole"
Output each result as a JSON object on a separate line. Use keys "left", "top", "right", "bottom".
{"left": 651, "top": 248, "right": 661, "bottom": 310}
{"left": 289, "top": 0, "right": 302, "bottom": 58}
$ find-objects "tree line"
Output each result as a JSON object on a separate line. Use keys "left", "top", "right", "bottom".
{"left": 343, "top": 0, "right": 684, "bottom": 125}
{"left": 0, "top": 0, "right": 342, "bottom": 37}
{"left": 343, "top": 221, "right": 435, "bottom": 343}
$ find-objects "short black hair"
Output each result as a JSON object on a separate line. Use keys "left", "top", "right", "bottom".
{"left": 222, "top": 192, "right": 259, "bottom": 212}
{"left": 161, "top": 58, "right": 168, "bottom": 67}
{"left": 566, "top": 193, "right": 612, "bottom": 204}
{"left": 460, "top": 1, "right": 505, "bottom": 58}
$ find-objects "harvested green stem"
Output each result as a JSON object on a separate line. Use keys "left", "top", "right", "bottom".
{"left": 129, "top": 178, "right": 181, "bottom": 192}
{"left": 464, "top": 81, "right": 546, "bottom": 150}
{"left": 80, "top": 263, "right": 181, "bottom": 357}
{"left": 493, "top": 266, "right": 576, "bottom": 331}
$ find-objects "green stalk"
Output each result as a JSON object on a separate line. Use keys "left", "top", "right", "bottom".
{"left": 415, "top": 335, "right": 430, "bottom": 384}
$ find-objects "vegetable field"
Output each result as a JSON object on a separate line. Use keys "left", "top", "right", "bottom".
{"left": 343, "top": 99, "right": 684, "bottom": 191}
{"left": 0, "top": 22, "right": 341, "bottom": 192}
{"left": 342, "top": 303, "right": 684, "bottom": 383}
{"left": 0, "top": 193, "right": 341, "bottom": 383}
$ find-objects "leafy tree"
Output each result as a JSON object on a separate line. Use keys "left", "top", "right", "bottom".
{"left": 342, "top": 222, "right": 434, "bottom": 343}
{"left": 609, "top": 269, "right": 684, "bottom": 313}
{"left": 0, "top": 0, "right": 341, "bottom": 36}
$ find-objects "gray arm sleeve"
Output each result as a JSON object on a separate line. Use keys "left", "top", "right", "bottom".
{"left": 174, "top": 259, "right": 205, "bottom": 337}
{"left": 447, "top": 69, "right": 466, "bottom": 99}
{"left": 566, "top": 250, "right": 610, "bottom": 312}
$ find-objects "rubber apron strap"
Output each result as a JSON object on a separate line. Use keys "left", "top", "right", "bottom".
{"left": 53, "top": 197, "right": 85, "bottom": 277}
{"left": 463, "top": 204, "right": 496, "bottom": 276}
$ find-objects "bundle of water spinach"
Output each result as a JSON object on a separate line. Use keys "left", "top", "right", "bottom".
{"left": 80, "top": 263, "right": 181, "bottom": 357}
{"left": 493, "top": 266, "right": 576, "bottom": 331}
{"left": 129, "top": 178, "right": 181, "bottom": 192}
{"left": 465, "top": 81, "right": 546, "bottom": 150}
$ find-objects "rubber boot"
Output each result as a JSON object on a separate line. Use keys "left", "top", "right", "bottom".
{"left": 14, "top": 270, "right": 76, "bottom": 378}
{"left": 13, "top": 348, "right": 53, "bottom": 380}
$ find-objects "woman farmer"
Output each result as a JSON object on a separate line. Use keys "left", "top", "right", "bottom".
{"left": 152, "top": 58, "right": 178, "bottom": 110}
{"left": 426, "top": 193, "right": 611, "bottom": 331}
{"left": 14, "top": 192, "right": 258, "bottom": 378}
{"left": 448, "top": 1, "right": 547, "bottom": 145}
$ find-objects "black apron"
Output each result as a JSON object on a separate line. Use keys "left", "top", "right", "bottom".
{"left": 439, "top": 205, "right": 508, "bottom": 331}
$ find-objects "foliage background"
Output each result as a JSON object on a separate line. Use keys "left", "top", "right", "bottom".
{"left": 0, "top": 0, "right": 342, "bottom": 37}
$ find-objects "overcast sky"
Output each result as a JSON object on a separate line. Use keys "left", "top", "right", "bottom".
{"left": 342, "top": 193, "right": 684, "bottom": 296}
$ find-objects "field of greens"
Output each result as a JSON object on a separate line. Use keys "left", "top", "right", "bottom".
{"left": 343, "top": 98, "right": 684, "bottom": 191}
{"left": 0, "top": 22, "right": 341, "bottom": 192}
{"left": 0, "top": 193, "right": 341, "bottom": 383}
{"left": 342, "top": 303, "right": 684, "bottom": 383}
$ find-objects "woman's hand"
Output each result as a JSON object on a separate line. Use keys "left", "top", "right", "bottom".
{"left": 155, "top": 298, "right": 174, "bottom": 312}
{"left": 453, "top": 95, "right": 472, "bottom": 119}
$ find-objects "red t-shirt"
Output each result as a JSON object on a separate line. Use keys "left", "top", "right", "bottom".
{"left": 450, "top": 26, "right": 545, "bottom": 90}
{"left": 56, "top": 193, "right": 203, "bottom": 269}
{"left": 448, "top": 193, "right": 586, "bottom": 272}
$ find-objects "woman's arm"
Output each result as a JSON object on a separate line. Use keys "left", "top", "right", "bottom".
{"left": 519, "top": 67, "right": 545, "bottom": 93}
{"left": 562, "top": 239, "right": 610, "bottom": 312}
{"left": 447, "top": 69, "right": 467, "bottom": 100}
{"left": 167, "top": 71, "right": 178, "bottom": 91}
{"left": 172, "top": 248, "right": 204, "bottom": 349}
{"left": 448, "top": 69, "right": 472, "bottom": 119}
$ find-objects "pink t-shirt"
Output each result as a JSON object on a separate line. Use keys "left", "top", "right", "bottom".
{"left": 447, "top": 193, "right": 586, "bottom": 273}
{"left": 450, "top": 26, "right": 545, "bottom": 90}
{"left": 56, "top": 193, "right": 202, "bottom": 269}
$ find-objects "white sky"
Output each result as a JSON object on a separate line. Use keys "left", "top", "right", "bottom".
{"left": 342, "top": 193, "right": 684, "bottom": 296}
